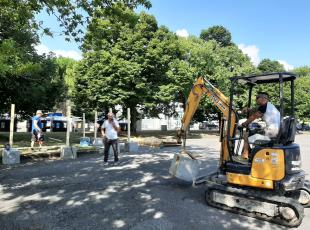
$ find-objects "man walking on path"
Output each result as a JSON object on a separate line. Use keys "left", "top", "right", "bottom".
{"left": 31, "top": 110, "right": 44, "bottom": 148}
{"left": 101, "top": 112, "right": 120, "bottom": 165}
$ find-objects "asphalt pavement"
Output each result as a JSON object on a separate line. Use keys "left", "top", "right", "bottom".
{"left": 0, "top": 133, "right": 309, "bottom": 230}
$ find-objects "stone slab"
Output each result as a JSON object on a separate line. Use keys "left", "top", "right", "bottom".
{"left": 2, "top": 148, "right": 20, "bottom": 164}
{"left": 60, "top": 146, "right": 77, "bottom": 159}
{"left": 125, "top": 142, "right": 139, "bottom": 153}
{"left": 169, "top": 153, "right": 200, "bottom": 182}
{"left": 92, "top": 138, "right": 103, "bottom": 146}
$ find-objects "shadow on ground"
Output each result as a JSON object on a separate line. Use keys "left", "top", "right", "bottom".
{"left": 0, "top": 144, "right": 288, "bottom": 230}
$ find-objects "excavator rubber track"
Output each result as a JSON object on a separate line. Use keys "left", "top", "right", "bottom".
{"left": 286, "top": 184, "right": 310, "bottom": 208}
{"left": 205, "top": 183, "right": 304, "bottom": 227}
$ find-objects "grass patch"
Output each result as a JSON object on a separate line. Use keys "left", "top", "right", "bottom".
{"left": 0, "top": 130, "right": 219, "bottom": 148}
{"left": 0, "top": 132, "right": 96, "bottom": 148}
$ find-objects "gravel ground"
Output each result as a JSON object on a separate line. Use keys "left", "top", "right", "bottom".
{"left": 0, "top": 133, "right": 309, "bottom": 230}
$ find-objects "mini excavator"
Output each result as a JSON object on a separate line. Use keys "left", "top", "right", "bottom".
{"left": 170, "top": 72, "right": 310, "bottom": 227}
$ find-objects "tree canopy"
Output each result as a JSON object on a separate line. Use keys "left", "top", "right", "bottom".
{"left": 294, "top": 66, "right": 310, "bottom": 121}
{"left": 258, "top": 58, "right": 285, "bottom": 72}
{"left": 200, "top": 25, "right": 232, "bottom": 47}
{"left": 72, "top": 6, "right": 255, "bottom": 128}
{"left": 72, "top": 4, "right": 181, "bottom": 127}
{"left": 0, "top": 0, "right": 150, "bottom": 117}
{"left": 1, "top": 0, "right": 309, "bottom": 126}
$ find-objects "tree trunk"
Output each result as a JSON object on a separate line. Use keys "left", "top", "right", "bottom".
{"left": 129, "top": 107, "right": 138, "bottom": 133}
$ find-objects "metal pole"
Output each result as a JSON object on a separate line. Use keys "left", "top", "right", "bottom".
{"left": 9, "top": 104, "right": 15, "bottom": 147}
{"left": 66, "top": 100, "right": 71, "bottom": 146}
{"left": 279, "top": 74, "right": 284, "bottom": 118}
{"left": 82, "top": 113, "right": 85, "bottom": 138}
{"left": 94, "top": 111, "right": 98, "bottom": 139}
{"left": 291, "top": 79, "right": 295, "bottom": 117}
{"left": 127, "top": 108, "right": 131, "bottom": 143}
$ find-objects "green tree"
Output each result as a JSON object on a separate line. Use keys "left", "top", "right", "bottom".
{"left": 56, "top": 57, "right": 76, "bottom": 97}
{"left": 200, "top": 25, "right": 232, "bottom": 47}
{"left": 0, "top": 1, "right": 61, "bottom": 116}
{"left": 167, "top": 36, "right": 255, "bottom": 124}
{"left": 293, "top": 66, "right": 310, "bottom": 121}
{"left": 73, "top": 5, "right": 180, "bottom": 130}
{"left": 0, "top": 0, "right": 151, "bottom": 42}
{"left": 1, "top": 0, "right": 151, "bottom": 116}
{"left": 257, "top": 59, "right": 285, "bottom": 72}
{"left": 0, "top": 39, "right": 59, "bottom": 116}
{"left": 255, "top": 59, "right": 285, "bottom": 109}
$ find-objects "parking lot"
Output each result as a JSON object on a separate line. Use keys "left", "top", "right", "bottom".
{"left": 0, "top": 133, "right": 309, "bottom": 230}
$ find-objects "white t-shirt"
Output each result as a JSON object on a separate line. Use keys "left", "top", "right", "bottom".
{"left": 248, "top": 102, "right": 280, "bottom": 143}
{"left": 103, "top": 119, "right": 120, "bottom": 140}
{"left": 263, "top": 102, "right": 280, "bottom": 137}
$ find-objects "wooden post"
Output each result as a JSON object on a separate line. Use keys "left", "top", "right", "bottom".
{"left": 50, "top": 117, "right": 53, "bottom": 132}
{"left": 9, "top": 104, "right": 15, "bottom": 147}
{"left": 82, "top": 113, "right": 85, "bottom": 138}
{"left": 94, "top": 111, "right": 98, "bottom": 139}
{"left": 127, "top": 108, "right": 131, "bottom": 143}
{"left": 66, "top": 100, "right": 71, "bottom": 146}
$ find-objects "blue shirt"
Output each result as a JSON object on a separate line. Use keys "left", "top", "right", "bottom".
{"left": 32, "top": 115, "right": 42, "bottom": 132}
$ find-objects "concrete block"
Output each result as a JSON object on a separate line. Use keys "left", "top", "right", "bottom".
{"left": 2, "top": 148, "right": 20, "bottom": 164}
{"left": 169, "top": 154, "right": 200, "bottom": 182}
{"left": 97, "top": 146, "right": 104, "bottom": 154}
{"left": 60, "top": 146, "right": 77, "bottom": 159}
{"left": 92, "top": 138, "right": 103, "bottom": 146}
{"left": 119, "top": 142, "right": 125, "bottom": 152}
{"left": 125, "top": 142, "right": 139, "bottom": 153}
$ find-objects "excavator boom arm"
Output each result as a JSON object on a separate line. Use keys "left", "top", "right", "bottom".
{"left": 177, "top": 76, "right": 237, "bottom": 161}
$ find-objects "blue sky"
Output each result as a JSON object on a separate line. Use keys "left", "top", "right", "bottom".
{"left": 36, "top": 0, "right": 310, "bottom": 69}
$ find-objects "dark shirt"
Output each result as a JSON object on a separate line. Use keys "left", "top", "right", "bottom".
{"left": 32, "top": 115, "right": 42, "bottom": 132}
{"left": 258, "top": 103, "right": 267, "bottom": 114}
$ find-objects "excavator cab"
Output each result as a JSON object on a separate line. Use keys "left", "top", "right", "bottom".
{"left": 223, "top": 72, "right": 308, "bottom": 192}
{"left": 229, "top": 72, "right": 297, "bottom": 158}
{"left": 170, "top": 72, "right": 310, "bottom": 227}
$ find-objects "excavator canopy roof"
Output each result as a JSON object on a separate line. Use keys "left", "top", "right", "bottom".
{"left": 231, "top": 72, "right": 296, "bottom": 84}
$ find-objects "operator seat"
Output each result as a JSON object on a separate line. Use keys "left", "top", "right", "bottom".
{"left": 249, "top": 116, "right": 296, "bottom": 162}
{"left": 278, "top": 116, "right": 296, "bottom": 145}
{"left": 251, "top": 116, "right": 296, "bottom": 146}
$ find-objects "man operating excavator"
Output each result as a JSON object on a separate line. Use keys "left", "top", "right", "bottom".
{"left": 171, "top": 74, "right": 310, "bottom": 227}
{"left": 241, "top": 92, "right": 280, "bottom": 159}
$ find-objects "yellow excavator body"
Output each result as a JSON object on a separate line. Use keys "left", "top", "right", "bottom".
{"left": 170, "top": 73, "right": 310, "bottom": 227}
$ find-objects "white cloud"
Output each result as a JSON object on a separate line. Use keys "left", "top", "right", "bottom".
{"left": 176, "top": 29, "right": 189, "bottom": 38}
{"left": 35, "top": 44, "right": 82, "bottom": 60}
{"left": 238, "top": 44, "right": 260, "bottom": 66}
{"left": 35, "top": 44, "right": 50, "bottom": 54}
{"left": 278, "top": 60, "right": 294, "bottom": 71}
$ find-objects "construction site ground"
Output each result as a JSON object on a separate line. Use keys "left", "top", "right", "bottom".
{"left": 0, "top": 132, "right": 310, "bottom": 230}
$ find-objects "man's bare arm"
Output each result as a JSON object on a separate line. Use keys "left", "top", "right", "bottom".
{"left": 242, "top": 111, "right": 263, "bottom": 127}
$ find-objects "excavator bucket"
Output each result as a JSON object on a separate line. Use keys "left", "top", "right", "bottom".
{"left": 169, "top": 151, "right": 201, "bottom": 182}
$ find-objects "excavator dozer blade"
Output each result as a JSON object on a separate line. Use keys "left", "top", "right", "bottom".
{"left": 169, "top": 153, "right": 200, "bottom": 182}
